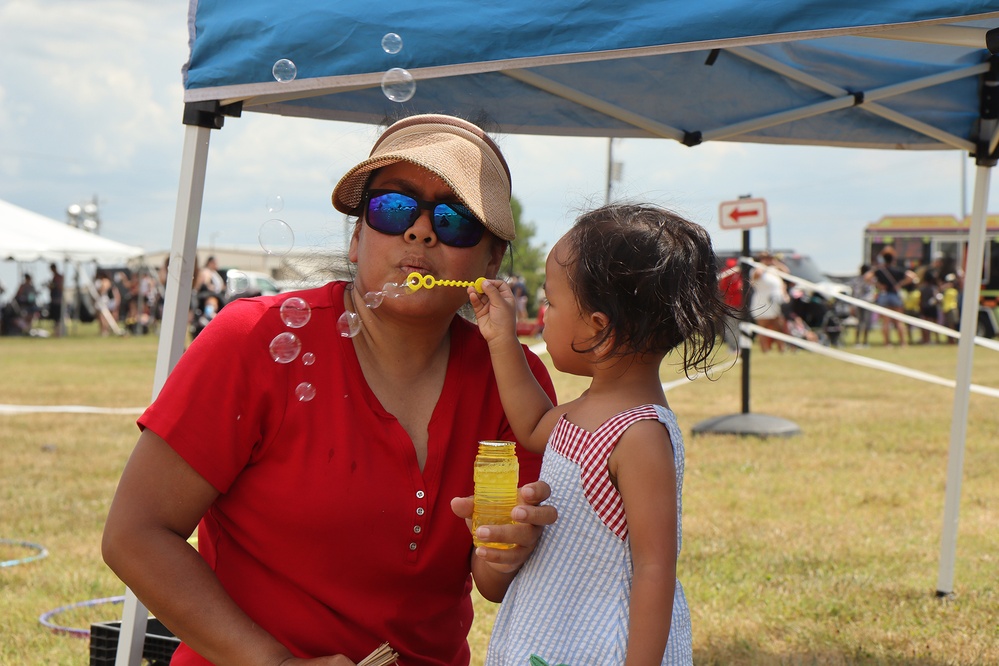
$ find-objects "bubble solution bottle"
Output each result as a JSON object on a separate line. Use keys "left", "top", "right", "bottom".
{"left": 472, "top": 440, "right": 519, "bottom": 550}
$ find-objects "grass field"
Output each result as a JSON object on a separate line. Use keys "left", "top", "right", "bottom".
{"left": 2, "top": 322, "right": 998, "bottom": 665}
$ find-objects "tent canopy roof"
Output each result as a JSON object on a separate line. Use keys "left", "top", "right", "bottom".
{"left": 184, "top": 1, "right": 999, "bottom": 151}
{"left": 0, "top": 199, "right": 144, "bottom": 264}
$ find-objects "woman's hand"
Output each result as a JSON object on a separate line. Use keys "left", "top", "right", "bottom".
{"left": 451, "top": 480, "right": 558, "bottom": 581}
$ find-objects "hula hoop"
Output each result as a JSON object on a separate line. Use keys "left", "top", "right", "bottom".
{"left": 38, "top": 595, "right": 125, "bottom": 638}
{"left": 0, "top": 538, "right": 49, "bottom": 568}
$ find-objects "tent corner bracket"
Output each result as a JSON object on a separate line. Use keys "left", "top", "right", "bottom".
{"left": 682, "top": 130, "right": 703, "bottom": 147}
{"left": 182, "top": 100, "right": 243, "bottom": 130}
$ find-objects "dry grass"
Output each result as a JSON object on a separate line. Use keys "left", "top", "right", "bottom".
{"left": 2, "top": 326, "right": 998, "bottom": 664}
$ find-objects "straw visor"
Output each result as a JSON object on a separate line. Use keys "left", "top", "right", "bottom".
{"left": 332, "top": 114, "right": 515, "bottom": 241}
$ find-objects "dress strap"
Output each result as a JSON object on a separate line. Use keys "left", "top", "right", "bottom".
{"left": 556, "top": 405, "right": 665, "bottom": 540}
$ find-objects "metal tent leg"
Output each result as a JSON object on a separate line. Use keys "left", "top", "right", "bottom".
{"left": 114, "top": 123, "right": 212, "bottom": 665}
{"left": 936, "top": 162, "right": 991, "bottom": 596}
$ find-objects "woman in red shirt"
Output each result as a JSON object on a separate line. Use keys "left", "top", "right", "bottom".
{"left": 103, "top": 114, "right": 558, "bottom": 666}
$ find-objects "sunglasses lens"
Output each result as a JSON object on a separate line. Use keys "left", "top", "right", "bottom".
{"left": 367, "top": 192, "right": 419, "bottom": 234}
{"left": 433, "top": 204, "right": 484, "bottom": 248}
{"left": 365, "top": 191, "right": 485, "bottom": 247}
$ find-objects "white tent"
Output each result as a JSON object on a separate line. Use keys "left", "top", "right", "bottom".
{"left": 0, "top": 198, "right": 144, "bottom": 264}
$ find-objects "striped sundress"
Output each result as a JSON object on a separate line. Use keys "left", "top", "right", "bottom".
{"left": 484, "top": 404, "right": 692, "bottom": 666}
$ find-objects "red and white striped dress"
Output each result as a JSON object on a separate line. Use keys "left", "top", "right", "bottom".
{"left": 485, "top": 404, "right": 692, "bottom": 665}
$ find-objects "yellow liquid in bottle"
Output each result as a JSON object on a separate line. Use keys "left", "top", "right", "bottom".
{"left": 472, "top": 441, "right": 519, "bottom": 550}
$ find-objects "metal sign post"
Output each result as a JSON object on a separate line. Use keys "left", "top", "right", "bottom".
{"left": 693, "top": 199, "right": 800, "bottom": 437}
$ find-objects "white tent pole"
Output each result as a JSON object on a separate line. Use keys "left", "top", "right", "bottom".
{"left": 114, "top": 122, "right": 212, "bottom": 666}
{"left": 152, "top": 123, "right": 211, "bottom": 394}
{"left": 936, "top": 161, "right": 992, "bottom": 597}
{"left": 867, "top": 25, "right": 990, "bottom": 49}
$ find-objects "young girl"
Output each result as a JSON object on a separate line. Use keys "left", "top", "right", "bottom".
{"left": 469, "top": 203, "right": 732, "bottom": 665}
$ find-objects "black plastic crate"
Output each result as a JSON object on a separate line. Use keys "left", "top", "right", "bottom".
{"left": 89, "top": 619, "right": 180, "bottom": 666}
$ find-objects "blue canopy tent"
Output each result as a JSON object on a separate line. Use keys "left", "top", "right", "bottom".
{"left": 116, "top": 1, "right": 999, "bottom": 662}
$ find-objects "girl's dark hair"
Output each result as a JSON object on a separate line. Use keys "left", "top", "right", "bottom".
{"left": 559, "top": 203, "right": 736, "bottom": 375}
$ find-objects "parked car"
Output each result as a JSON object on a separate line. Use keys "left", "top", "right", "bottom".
{"left": 224, "top": 269, "right": 280, "bottom": 299}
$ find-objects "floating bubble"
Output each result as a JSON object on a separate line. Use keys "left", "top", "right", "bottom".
{"left": 259, "top": 219, "right": 295, "bottom": 256}
{"left": 226, "top": 270, "right": 250, "bottom": 298}
{"left": 381, "top": 68, "right": 416, "bottom": 103}
{"left": 382, "top": 281, "right": 410, "bottom": 298}
{"left": 269, "top": 331, "right": 301, "bottom": 363}
{"left": 280, "top": 296, "right": 311, "bottom": 328}
{"left": 363, "top": 291, "right": 385, "bottom": 309}
{"left": 295, "top": 382, "right": 317, "bottom": 402}
{"left": 302, "top": 352, "right": 316, "bottom": 366}
{"left": 272, "top": 59, "right": 298, "bottom": 82}
{"left": 381, "top": 32, "right": 403, "bottom": 54}
{"left": 266, "top": 194, "right": 284, "bottom": 213}
{"left": 337, "top": 310, "right": 361, "bottom": 338}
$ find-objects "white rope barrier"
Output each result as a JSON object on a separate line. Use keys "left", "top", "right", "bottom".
{"left": 741, "top": 321, "right": 999, "bottom": 399}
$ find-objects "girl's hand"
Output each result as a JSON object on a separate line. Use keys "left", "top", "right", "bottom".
{"left": 277, "top": 656, "right": 356, "bottom": 665}
{"left": 468, "top": 279, "right": 518, "bottom": 346}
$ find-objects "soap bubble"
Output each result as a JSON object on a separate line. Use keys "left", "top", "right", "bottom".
{"left": 295, "top": 382, "right": 317, "bottom": 402}
{"left": 381, "top": 33, "right": 403, "bottom": 54}
{"left": 302, "top": 352, "right": 316, "bottom": 366}
{"left": 272, "top": 59, "right": 298, "bottom": 82}
{"left": 381, "top": 68, "right": 416, "bottom": 103}
{"left": 337, "top": 310, "right": 361, "bottom": 338}
{"left": 269, "top": 332, "right": 301, "bottom": 363}
{"left": 280, "top": 296, "right": 311, "bottom": 328}
{"left": 226, "top": 270, "right": 250, "bottom": 298}
{"left": 382, "top": 281, "right": 411, "bottom": 298}
{"left": 363, "top": 291, "right": 385, "bottom": 309}
{"left": 266, "top": 194, "right": 284, "bottom": 213}
{"left": 259, "top": 219, "right": 295, "bottom": 256}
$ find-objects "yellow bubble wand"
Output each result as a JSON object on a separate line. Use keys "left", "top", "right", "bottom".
{"left": 405, "top": 271, "right": 487, "bottom": 293}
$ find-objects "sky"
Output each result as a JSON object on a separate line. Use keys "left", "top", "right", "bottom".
{"left": 0, "top": 1, "right": 992, "bottom": 294}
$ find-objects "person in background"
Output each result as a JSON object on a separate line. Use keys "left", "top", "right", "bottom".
{"left": 14, "top": 273, "right": 39, "bottom": 333}
{"left": 902, "top": 279, "right": 922, "bottom": 344}
{"left": 748, "top": 252, "right": 788, "bottom": 353}
{"left": 195, "top": 255, "right": 226, "bottom": 302}
{"left": 865, "top": 247, "right": 916, "bottom": 347}
{"left": 849, "top": 263, "right": 875, "bottom": 347}
{"left": 940, "top": 273, "right": 960, "bottom": 343}
{"left": 718, "top": 256, "right": 744, "bottom": 351}
{"left": 46, "top": 263, "right": 65, "bottom": 336}
{"left": 918, "top": 274, "right": 941, "bottom": 345}
{"left": 102, "top": 113, "right": 558, "bottom": 666}
{"left": 95, "top": 270, "right": 120, "bottom": 337}
{"left": 470, "top": 203, "right": 734, "bottom": 666}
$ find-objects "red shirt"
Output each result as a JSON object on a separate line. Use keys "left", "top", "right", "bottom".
{"left": 139, "top": 282, "right": 555, "bottom": 665}
{"left": 719, "top": 263, "right": 744, "bottom": 309}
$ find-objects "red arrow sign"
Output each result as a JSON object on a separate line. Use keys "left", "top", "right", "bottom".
{"left": 719, "top": 198, "right": 767, "bottom": 230}
{"left": 728, "top": 207, "right": 758, "bottom": 222}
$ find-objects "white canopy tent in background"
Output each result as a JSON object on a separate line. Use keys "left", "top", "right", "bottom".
{"left": 0, "top": 198, "right": 144, "bottom": 264}
{"left": 116, "top": 2, "right": 999, "bottom": 663}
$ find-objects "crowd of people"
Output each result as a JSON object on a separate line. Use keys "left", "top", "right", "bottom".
{"left": 0, "top": 264, "right": 65, "bottom": 336}
{"left": 0, "top": 254, "right": 250, "bottom": 339}
{"left": 851, "top": 247, "right": 962, "bottom": 347}
{"left": 723, "top": 246, "right": 965, "bottom": 352}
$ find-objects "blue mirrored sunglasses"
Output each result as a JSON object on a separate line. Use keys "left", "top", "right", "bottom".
{"left": 363, "top": 190, "right": 485, "bottom": 248}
